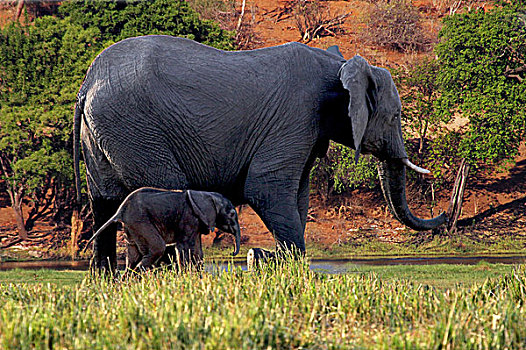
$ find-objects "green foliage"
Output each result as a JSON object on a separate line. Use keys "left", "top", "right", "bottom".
{"left": 59, "top": 0, "right": 234, "bottom": 49}
{"left": 392, "top": 56, "right": 455, "bottom": 191}
{"left": 0, "top": 17, "right": 107, "bottom": 228}
{"left": 0, "top": 262, "right": 525, "bottom": 349}
{"left": 0, "top": 0, "right": 235, "bottom": 230}
{"left": 311, "top": 142, "right": 378, "bottom": 198}
{"left": 395, "top": 58, "right": 446, "bottom": 157}
{"left": 427, "top": 130, "right": 464, "bottom": 181}
{"left": 435, "top": 3, "right": 526, "bottom": 166}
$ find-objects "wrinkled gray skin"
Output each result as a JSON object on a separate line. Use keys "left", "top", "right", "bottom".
{"left": 74, "top": 36, "right": 447, "bottom": 271}
{"left": 84, "top": 188, "right": 241, "bottom": 271}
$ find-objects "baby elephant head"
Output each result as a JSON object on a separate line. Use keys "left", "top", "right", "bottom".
{"left": 187, "top": 190, "right": 241, "bottom": 256}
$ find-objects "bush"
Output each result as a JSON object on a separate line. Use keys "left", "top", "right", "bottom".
{"left": 59, "top": 0, "right": 234, "bottom": 50}
{"left": 293, "top": 0, "right": 349, "bottom": 43}
{"left": 0, "top": 17, "right": 98, "bottom": 235}
{"left": 311, "top": 142, "right": 378, "bottom": 200}
{"left": 362, "top": 0, "right": 430, "bottom": 52}
{"left": 0, "top": 0, "right": 235, "bottom": 236}
{"left": 435, "top": 2, "right": 526, "bottom": 166}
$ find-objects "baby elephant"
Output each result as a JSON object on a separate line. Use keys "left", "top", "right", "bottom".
{"left": 84, "top": 188, "right": 241, "bottom": 272}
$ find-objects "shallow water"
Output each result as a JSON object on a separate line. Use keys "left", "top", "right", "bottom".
{"left": 1, "top": 255, "right": 525, "bottom": 273}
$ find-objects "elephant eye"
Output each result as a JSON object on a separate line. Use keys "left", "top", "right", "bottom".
{"left": 392, "top": 111, "right": 401, "bottom": 123}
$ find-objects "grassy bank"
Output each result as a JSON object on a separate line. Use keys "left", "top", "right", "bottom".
{"left": 2, "top": 232, "right": 525, "bottom": 263}
{"left": 308, "top": 233, "right": 526, "bottom": 258}
{"left": 1, "top": 260, "right": 525, "bottom": 349}
{"left": 205, "top": 233, "right": 526, "bottom": 260}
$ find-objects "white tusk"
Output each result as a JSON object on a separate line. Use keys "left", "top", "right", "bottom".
{"left": 402, "top": 158, "right": 430, "bottom": 174}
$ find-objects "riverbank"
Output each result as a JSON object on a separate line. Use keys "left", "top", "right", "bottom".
{"left": 1, "top": 230, "right": 525, "bottom": 263}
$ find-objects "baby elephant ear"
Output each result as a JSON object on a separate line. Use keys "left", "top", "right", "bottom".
{"left": 187, "top": 190, "right": 217, "bottom": 232}
{"left": 339, "top": 55, "right": 378, "bottom": 162}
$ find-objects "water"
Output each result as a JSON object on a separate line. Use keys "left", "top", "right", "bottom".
{"left": 1, "top": 255, "right": 525, "bottom": 273}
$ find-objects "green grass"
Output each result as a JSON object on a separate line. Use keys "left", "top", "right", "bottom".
{"left": 1, "top": 260, "right": 526, "bottom": 349}
{"left": 342, "top": 262, "right": 517, "bottom": 289}
{"left": 201, "top": 233, "right": 526, "bottom": 261}
{"left": 2, "top": 232, "right": 524, "bottom": 262}
{"left": 303, "top": 234, "right": 526, "bottom": 259}
{"left": 0, "top": 269, "right": 84, "bottom": 286}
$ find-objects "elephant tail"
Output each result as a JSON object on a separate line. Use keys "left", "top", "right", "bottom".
{"left": 73, "top": 93, "right": 86, "bottom": 211}
{"left": 82, "top": 211, "right": 121, "bottom": 253}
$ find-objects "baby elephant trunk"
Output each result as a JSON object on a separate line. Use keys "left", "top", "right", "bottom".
{"left": 231, "top": 221, "right": 241, "bottom": 256}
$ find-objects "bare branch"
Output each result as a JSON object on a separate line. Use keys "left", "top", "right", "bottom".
{"left": 294, "top": 1, "right": 350, "bottom": 43}
{"left": 14, "top": 0, "right": 24, "bottom": 21}
{"left": 504, "top": 64, "right": 526, "bottom": 82}
{"left": 236, "top": 0, "right": 246, "bottom": 32}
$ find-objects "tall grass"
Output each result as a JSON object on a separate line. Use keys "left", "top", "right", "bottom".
{"left": 0, "top": 260, "right": 525, "bottom": 349}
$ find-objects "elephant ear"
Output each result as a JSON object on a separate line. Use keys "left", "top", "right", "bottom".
{"left": 187, "top": 190, "right": 218, "bottom": 232}
{"left": 327, "top": 45, "right": 344, "bottom": 58}
{"left": 338, "top": 55, "right": 378, "bottom": 162}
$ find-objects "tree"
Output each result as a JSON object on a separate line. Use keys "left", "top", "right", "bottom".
{"left": 395, "top": 58, "right": 446, "bottom": 164}
{"left": 434, "top": 2, "right": 526, "bottom": 232}
{"left": 0, "top": 0, "right": 234, "bottom": 243}
{"left": 0, "top": 19, "right": 98, "bottom": 239}
{"left": 391, "top": 58, "right": 450, "bottom": 215}
{"left": 58, "top": 0, "right": 234, "bottom": 50}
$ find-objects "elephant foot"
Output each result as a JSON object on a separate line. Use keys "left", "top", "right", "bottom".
{"left": 88, "top": 256, "right": 119, "bottom": 281}
{"left": 247, "top": 248, "right": 275, "bottom": 271}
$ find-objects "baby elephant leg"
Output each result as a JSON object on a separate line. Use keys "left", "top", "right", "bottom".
{"left": 120, "top": 243, "right": 142, "bottom": 280}
{"left": 128, "top": 223, "right": 166, "bottom": 271}
{"left": 126, "top": 243, "right": 141, "bottom": 270}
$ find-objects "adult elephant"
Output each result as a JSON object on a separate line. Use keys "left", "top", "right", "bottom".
{"left": 74, "top": 35, "right": 447, "bottom": 271}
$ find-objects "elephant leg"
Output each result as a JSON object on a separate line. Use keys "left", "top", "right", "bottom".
{"left": 171, "top": 232, "right": 204, "bottom": 271}
{"left": 245, "top": 182, "right": 305, "bottom": 253}
{"left": 90, "top": 197, "right": 121, "bottom": 273}
{"left": 244, "top": 150, "right": 311, "bottom": 254}
{"left": 135, "top": 249, "right": 164, "bottom": 271}
{"left": 190, "top": 232, "right": 204, "bottom": 269}
{"left": 121, "top": 242, "right": 141, "bottom": 280}
{"left": 159, "top": 245, "right": 178, "bottom": 266}
{"left": 297, "top": 167, "right": 311, "bottom": 233}
{"left": 260, "top": 203, "right": 305, "bottom": 254}
{"left": 129, "top": 224, "right": 166, "bottom": 271}
{"left": 83, "top": 128, "right": 128, "bottom": 274}
{"left": 298, "top": 154, "right": 317, "bottom": 232}
{"left": 126, "top": 242, "right": 141, "bottom": 270}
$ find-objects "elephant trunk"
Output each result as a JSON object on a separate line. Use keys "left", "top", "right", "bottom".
{"left": 231, "top": 222, "right": 241, "bottom": 256}
{"left": 378, "top": 159, "right": 447, "bottom": 231}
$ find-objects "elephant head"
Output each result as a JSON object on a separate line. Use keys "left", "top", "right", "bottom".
{"left": 187, "top": 190, "right": 241, "bottom": 255}
{"left": 338, "top": 55, "right": 447, "bottom": 231}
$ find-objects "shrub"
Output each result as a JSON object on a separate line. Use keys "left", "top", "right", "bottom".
{"left": 59, "top": 0, "right": 234, "bottom": 50}
{"left": 362, "top": 0, "right": 430, "bottom": 52}
{"left": 311, "top": 142, "right": 378, "bottom": 200}
{"left": 293, "top": 0, "right": 349, "bottom": 43}
{"left": 435, "top": 2, "right": 526, "bottom": 166}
